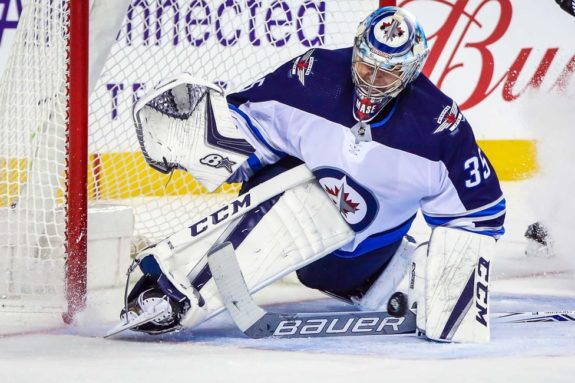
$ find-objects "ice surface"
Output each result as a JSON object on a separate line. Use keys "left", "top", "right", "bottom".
{"left": 1, "top": 180, "right": 574, "bottom": 383}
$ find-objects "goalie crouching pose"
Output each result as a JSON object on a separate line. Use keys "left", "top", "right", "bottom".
{"left": 112, "top": 6, "right": 505, "bottom": 343}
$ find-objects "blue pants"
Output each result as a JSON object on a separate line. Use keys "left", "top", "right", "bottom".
{"left": 239, "top": 157, "right": 402, "bottom": 301}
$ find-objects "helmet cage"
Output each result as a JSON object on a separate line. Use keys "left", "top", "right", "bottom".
{"left": 352, "top": 51, "right": 404, "bottom": 99}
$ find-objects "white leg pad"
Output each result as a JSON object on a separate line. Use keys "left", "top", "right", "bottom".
{"left": 182, "top": 180, "right": 355, "bottom": 328}
{"left": 423, "top": 226, "right": 495, "bottom": 343}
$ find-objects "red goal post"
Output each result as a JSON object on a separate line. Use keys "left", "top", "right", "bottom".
{"left": 0, "top": 0, "right": 397, "bottom": 325}
{"left": 65, "top": 0, "right": 90, "bottom": 324}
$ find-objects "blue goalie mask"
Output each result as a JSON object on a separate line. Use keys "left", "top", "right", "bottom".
{"left": 352, "top": 7, "right": 429, "bottom": 122}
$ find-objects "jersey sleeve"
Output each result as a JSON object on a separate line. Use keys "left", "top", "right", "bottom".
{"left": 226, "top": 50, "right": 327, "bottom": 181}
{"left": 420, "top": 116, "right": 506, "bottom": 239}
{"left": 225, "top": 58, "right": 294, "bottom": 172}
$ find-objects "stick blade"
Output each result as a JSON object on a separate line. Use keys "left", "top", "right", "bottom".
{"left": 207, "top": 241, "right": 418, "bottom": 339}
{"left": 208, "top": 242, "right": 267, "bottom": 333}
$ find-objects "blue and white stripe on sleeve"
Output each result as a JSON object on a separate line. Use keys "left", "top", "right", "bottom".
{"left": 229, "top": 104, "right": 286, "bottom": 164}
{"left": 423, "top": 196, "right": 506, "bottom": 239}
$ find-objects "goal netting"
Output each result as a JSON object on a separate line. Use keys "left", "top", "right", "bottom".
{"left": 0, "top": 0, "right": 387, "bottom": 320}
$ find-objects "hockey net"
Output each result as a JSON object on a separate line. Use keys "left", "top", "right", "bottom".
{"left": 0, "top": 0, "right": 388, "bottom": 321}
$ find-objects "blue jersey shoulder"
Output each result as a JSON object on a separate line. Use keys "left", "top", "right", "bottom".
{"left": 373, "top": 75, "right": 504, "bottom": 211}
{"left": 228, "top": 47, "right": 357, "bottom": 127}
{"left": 373, "top": 74, "right": 476, "bottom": 163}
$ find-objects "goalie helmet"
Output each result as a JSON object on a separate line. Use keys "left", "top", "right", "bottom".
{"left": 352, "top": 6, "right": 429, "bottom": 122}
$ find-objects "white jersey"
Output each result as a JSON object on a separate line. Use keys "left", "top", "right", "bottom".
{"left": 227, "top": 48, "right": 505, "bottom": 256}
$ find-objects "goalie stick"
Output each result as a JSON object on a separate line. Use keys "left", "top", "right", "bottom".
{"left": 207, "top": 242, "right": 575, "bottom": 339}
{"left": 208, "top": 242, "right": 416, "bottom": 339}
{"left": 493, "top": 311, "right": 575, "bottom": 323}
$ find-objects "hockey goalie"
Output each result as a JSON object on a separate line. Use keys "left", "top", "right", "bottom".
{"left": 109, "top": 6, "right": 505, "bottom": 343}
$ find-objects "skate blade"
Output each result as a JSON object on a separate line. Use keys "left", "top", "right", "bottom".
{"left": 105, "top": 310, "right": 164, "bottom": 338}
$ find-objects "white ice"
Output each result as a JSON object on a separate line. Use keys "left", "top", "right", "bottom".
{"left": 1, "top": 180, "right": 574, "bottom": 383}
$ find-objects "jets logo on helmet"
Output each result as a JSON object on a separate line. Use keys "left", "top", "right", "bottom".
{"left": 372, "top": 15, "right": 410, "bottom": 51}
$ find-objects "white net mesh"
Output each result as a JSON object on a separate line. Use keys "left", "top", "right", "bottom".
{"left": 0, "top": 0, "right": 378, "bottom": 313}
{"left": 0, "top": 0, "right": 70, "bottom": 311}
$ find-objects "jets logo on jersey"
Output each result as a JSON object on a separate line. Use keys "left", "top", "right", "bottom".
{"left": 373, "top": 15, "right": 409, "bottom": 49}
{"left": 291, "top": 50, "right": 315, "bottom": 86}
{"left": 314, "top": 167, "right": 378, "bottom": 232}
{"left": 433, "top": 101, "right": 464, "bottom": 134}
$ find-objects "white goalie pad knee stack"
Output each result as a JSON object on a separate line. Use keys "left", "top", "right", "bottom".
{"left": 182, "top": 179, "right": 355, "bottom": 329}
{"left": 422, "top": 226, "right": 495, "bottom": 343}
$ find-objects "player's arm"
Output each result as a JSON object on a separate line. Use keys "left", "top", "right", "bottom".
{"left": 421, "top": 120, "right": 505, "bottom": 238}
{"left": 225, "top": 50, "right": 323, "bottom": 182}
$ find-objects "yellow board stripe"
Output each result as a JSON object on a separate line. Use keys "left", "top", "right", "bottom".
{"left": 88, "top": 152, "right": 240, "bottom": 200}
{"left": 0, "top": 140, "right": 538, "bottom": 206}
{"left": 478, "top": 139, "right": 538, "bottom": 181}
{"left": 88, "top": 140, "right": 540, "bottom": 198}
{"left": 0, "top": 158, "right": 27, "bottom": 207}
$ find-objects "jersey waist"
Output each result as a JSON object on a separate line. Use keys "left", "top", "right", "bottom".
{"left": 333, "top": 214, "right": 416, "bottom": 258}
